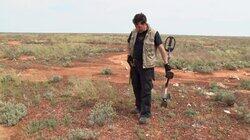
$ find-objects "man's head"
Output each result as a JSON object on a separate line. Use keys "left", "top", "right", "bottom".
{"left": 133, "top": 13, "right": 148, "bottom": 32}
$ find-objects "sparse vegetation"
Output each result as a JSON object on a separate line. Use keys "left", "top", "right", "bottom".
{"left": 0, "top": 33, "right": 249, "bottom": 139}
{"left": 157, "top": 36, "right": 250, "bottom": 73}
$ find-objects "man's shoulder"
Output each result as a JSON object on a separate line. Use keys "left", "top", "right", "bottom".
{"left": 148, "top": 26, "right": 157, "bottom": 35}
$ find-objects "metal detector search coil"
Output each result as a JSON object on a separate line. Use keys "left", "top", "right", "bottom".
{"left": 164, "top": 36, "right": 176, "bottom": 53}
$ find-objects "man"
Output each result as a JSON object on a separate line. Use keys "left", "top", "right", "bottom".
{"left": 127, "top": 13, "right": 171, "bottom": 124}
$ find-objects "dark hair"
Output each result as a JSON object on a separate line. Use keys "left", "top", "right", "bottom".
{"left": 133, "top": 13, "right": 147, "bottom": 25}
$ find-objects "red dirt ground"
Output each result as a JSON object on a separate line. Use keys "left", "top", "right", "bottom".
{"left": 0, "top": 52, "right": 249, "bottom": 139}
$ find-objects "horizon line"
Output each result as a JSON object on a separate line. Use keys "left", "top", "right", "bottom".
{"left": 0, "top": 31, "right": 249, "bottom": 38}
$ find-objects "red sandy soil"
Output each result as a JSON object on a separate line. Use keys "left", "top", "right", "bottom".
{"left": 0, "top": 52, "right": 249, "bottom": 139}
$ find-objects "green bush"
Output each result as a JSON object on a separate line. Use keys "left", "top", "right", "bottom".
{"left": 0, "top": 101, "right": 27, "bottom": 126}
{"left": 101, "top": 68, "right": 112, "bottom": 75}
{"left": 213, "top": 90, "right": 236, "bottom": 106}
{"left": 191, "top": 61, "right": 216, "bottom": 73}
{"left": 68, "top": 128, "right": 99, "bottom": 140}
{"left": 0, "top": 73, "right": 21, "bottom": 85}
{"left": 62, "top": 114, "right": 73, "bottom": 126}
{"left": 48, "top": 75, "right": 63, "bottom": 84}
{"left": 0, "top": 47, "right": 21, "bottom": 60}
{"left": 19, "top": 47, "right": 34, "bottom": 56}
{"left": 224, "top": 62, "right": 238, "bottom": 70}
{"left": 69, "top": 78, "right": 98, "bottom": 106}
{"left": 169, "top": 58, "right": 189, "bottom": 70}
{"left": 26, "top": 118, "right": 58, "bottom": 134}
{"left": 88, "top": 102, "right": 116, "bottom": 126}
{"left": 184, "top": 108, "right": 198, "bottom": 117}
{"left": 96, "top": 81, "right": 119, "bottom": 106}
{"left": 240, "top": 80, "right": 250, "bottom": 90}
{"left": 32, "top": 94, "right": 41, "bottom": 107}
{"left": 209, "top": 82, "right": 220, "bottom": 93}
{"left": 44, "top": 91, "right": 57, "bottom": 107}
{"left": 0, "top": 74, "right": 15, "bottom": 83}
{"left": 236, "top": 106, "right": 250, "bottom": 124}
{"left": 60, "top": 56, "right": 73, "bottom": 67}
{"left": 44, "top": 91, "right": 54, "bottom": 101}
{"left": 26, "top": 120, "right": 43, "bottom": 134}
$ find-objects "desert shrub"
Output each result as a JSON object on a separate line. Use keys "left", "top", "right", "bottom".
{"left": 88, "top": 102, "right": 116, "bottom": 126}
{"left": 191, "top": 61, "right": 217, "bottom": 73}
{"left": 32, "top": 94, "right": 41, "bottom": 107}
{"left": 44, "top": 91, "right": 57, "bottom": 106}
{"left": 209, "top": 82, "right": 220, "bottom": 93}
{"left": 62, "top": 114, "right": 73, "bottom": 127}
{"left": 68, "top": 128, "right": 99, "bottom": 140}
{"left": 0, "top": 101, "right": 27, "bottom": 126}
{"left": 0, "top": 46, "right": 21, "bottom": 60}
{"left": 184, "top": 108, "right": 198, "bottom": 117}
{"left": 101, "top": 68, "right": 112, "bottom": 75}
{"left": 59, "top": 56, "right": 73, "bottom": 67}
{"left": 19, "top": 47, "right": 34, "bottom": 56}
{"left": 44, "top": 91, "right": 54, "bottom": 101}
{"left": 169, "top": 58, "right": 189, "bottom": 70}
{"left": 240, "top": 80, "right": 250, "bottom": 90}
{"left": 26, "top": 118, "right": 58, "bottom": 134}
{"left": 223, "top": 61, "right": 238, "bottom": 70}
{"left": 236, "top": 106, "right": 250, "bottom": 124}
{"left": 48, "top": 75, "right": 63, "bottom": 84}
{"left": 95, "top": 81, "right": 119, "bottom": 105}
{"left": 0, "top": 72, "right": 21, "bottom": 85}
{"left": 68, "top": 78, "right": 98, "bottom": 106}
{"left": 213, "top": 90, "right": 236, "bottom": 106}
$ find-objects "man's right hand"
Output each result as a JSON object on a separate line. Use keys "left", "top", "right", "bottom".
{"left": 164, "top": 63, "right": 174, "bottom": 79}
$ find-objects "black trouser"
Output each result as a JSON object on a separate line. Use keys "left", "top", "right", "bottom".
{"left": 131, "top": 63, "right": 154, "bottom": 118}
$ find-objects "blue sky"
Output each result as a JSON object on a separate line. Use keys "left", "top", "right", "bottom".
{"left": 1, "top": 0, "right": 250, "bottom": 36}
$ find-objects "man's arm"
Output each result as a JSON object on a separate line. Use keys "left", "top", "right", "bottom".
{"left": 154, "top": 31, "right": 168, "bottom": 64}
{"left": 158, "top": 44, "right": 168, "bottom": 64}
{"left": 158, "top": 43, "right": 172, "bottom": 78}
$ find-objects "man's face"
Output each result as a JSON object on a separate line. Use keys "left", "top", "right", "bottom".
{"left": 135, "top": 22, "right": 147, "bottom": 32}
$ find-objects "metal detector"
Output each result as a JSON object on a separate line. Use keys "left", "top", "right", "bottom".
{"left": 161, "top": 36, "right": 176, "bottom": 107}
